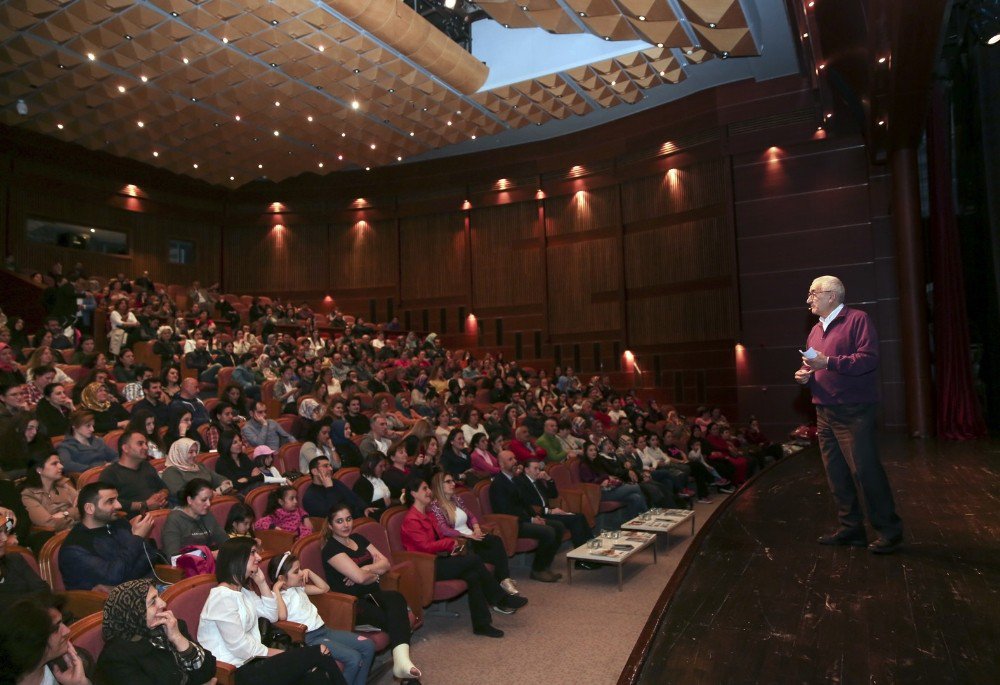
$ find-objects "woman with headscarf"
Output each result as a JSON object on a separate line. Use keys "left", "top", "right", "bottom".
{"left": 329, "top": 419, "right": 363, "bottom": 469}
{"left": 79, "top": 381, "right": 130, "bottom": 434}
{"left": 293, "top": 397, "right": 322, "bottom": 440}
{"left": 94, "top": 578, "right": 217, "bottom": 685}
{"left": 0, "top": 342, "right": 25, "bottom": 386}
{"left": 161, "top": 437, "right": 233, "bottom": 502}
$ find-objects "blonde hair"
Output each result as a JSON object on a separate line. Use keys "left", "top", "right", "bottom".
{"left": 430, "top": 472, "right": 457, "bottom": 525}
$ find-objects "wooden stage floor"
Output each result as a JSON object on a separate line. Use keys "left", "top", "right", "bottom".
{"left": 623, "top": 436, "right": 1000, "bottom": 685}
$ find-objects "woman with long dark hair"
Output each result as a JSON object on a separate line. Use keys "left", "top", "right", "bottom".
{"left": 214, "top": 432, "right": 263, "bottom": 495}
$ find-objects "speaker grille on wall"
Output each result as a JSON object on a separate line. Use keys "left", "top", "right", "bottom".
{"left": 496, "top": 319, "right": 503, "bottom": 346}
{"left": 515, "top": 332, "right": 523, "bottom": 359}
{"left": 534, "top": 331, "right": 541, "bottom": 358}
{"left": 422, "top": 309, "right": 429, "bottom": 332}
{"left": 457, "top": 307, "right": 465, "bottom": 333}
{"left": 369, "top": 299, "right": 377, "bottom": 323}
{"left": 404, "top": 311, "right": 412, "bottom": 330}
{"left": 675, "top": 371, "right": 684, "bottom": 404}
{"left": 386, "top": 298, "right": 394, "bottom": 321}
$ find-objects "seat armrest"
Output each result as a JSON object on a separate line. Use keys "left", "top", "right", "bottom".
{"left": 155, "top": 564, "right": 186, "bottom": 584}
{"left": 557, "top": 487, "right": 594, "bottom": 527}
{"left": 384, "top": 561, "right": 424, "bottom": 620}
{"left": 308, "top": 592, "right": 357, "bottom": 631}
{"left": 273, "top": 620, "right": 308, "bottom": 643}
{"left": 216, "top": 662, "right": 238, "bottom": 685}
{"left": 62, "top": 590, "right": 108, "bottom": 620}
{"left": 391, "top": 551, "right": 436, "bottom": 609}
{"left": 481, "top": 513, "right": 519, "bottom": 556}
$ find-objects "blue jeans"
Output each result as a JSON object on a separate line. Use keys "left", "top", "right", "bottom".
{"left": 602, "top": 483, "right": 647, "bottom": 519}
{"left": 304, "top": 626, "right": 375, "bottom": 685}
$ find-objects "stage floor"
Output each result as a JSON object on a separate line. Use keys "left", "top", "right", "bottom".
{"left": 625, "top": 436, "right": 1000, "bottom": 685}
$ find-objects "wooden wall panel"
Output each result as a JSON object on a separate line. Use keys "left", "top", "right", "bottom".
{"left": 398, "top": 212, "right": 467, "bottom": 303}
{"left": 329, "top": 218, "right": 398, "bottom": 291}
{"left": 469, "top": 202, "right": 543, "bottom": 309}
{"left": 624, "top": 216, "right": 734, "bottom": 290}
{"left": 222, "top": 223, "right": 328, "bottom": 295}
{"left": 628, "top": 289, "right": 737, "bottom": 346}
{"left": 546, "top": 237, "right": 622, "bottom": 336}
{"left": 621, "top": 158, "right": 728, "bottom": 222}
{"left": 545, "top": 186, "right": 619, "bottom": 236}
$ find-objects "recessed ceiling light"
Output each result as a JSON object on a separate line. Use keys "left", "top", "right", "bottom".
{"left": 447, "top": 120, "right": 452, "bottom": 125}
{"left": 193, "top": 163, "right": 198, "bottom": 168}
{"left": 338, "top": 154, "right": 343, "bottom": 160}
{"left": 456, "top": 110, "right": 462, "bottom": 114}
{"left": 87, "top": 52, "right": 96, "bottom": 61}
{"left": 610, "top": 80, "right": 616, "bottom": 85}
{"left": 579, "top": 12, "right": 586, "bottom": 17}
{"left": 877, "top": 119, "right": 885, "bottom": 126}
{"left": 422, "top": 107, "right": 427, "bottom": 111}
{"left": 117, "top": 85, "right": 126, "bottom": 93}
{"left": 660, "top": 70, "right": 665, "bottom": 76}
{"left": 307, "top": 115, "right": 313, "bottom": 122}
{"left": 471, "top": 134, "right": 476, "bottom": 139}
{"left": 140, "top": 75, "right": 148, "bottom": 83}
{"left": 353, "top": 68, "right": 360, "bottom": 74}
{"left": 388, "top": 88, "right": 395, "bottom": 93}
{"left": 808, "top": 1, "right": 814, "bottom": 7}
{"left": 270, "top": 62, "right": 277, "bottom": 67}
{"left": 273, "top": 130, "right": 280, "bottom": 136}
{"left": 170, "top": 11, "right": 179, "bottom": 16}
{"left": 213, "top": 122, "right": 220, "bottom": 127}
{"left": 409, "top": 131, "right": 414, "bottom": 136}
{"left": 686, "top": 48, "right": 694, "bottom": 54}
{"left": 57, "top": 123, "right": 64, "bottom": 129}
{"left": 274, "top": 101, "right": 280, "bottom": 107}
{"left": 252, "top": 137, "right": 258, "bottom": 142}
{"left": 604, "top": 36, "right": 610, "bottom": 40}
{"left": 397, "top": 156, "right": 402, "bottom": 161}
{"left": 230, "top": 176, "right": 235, "bottom": 181}
{"left": 721, "top": 51, "right": 729, "bottom": 58}
{"left": 258, "top": 164, "right": 264, "bottom": 169}
{"left": 802, "top": 32, "right": 809, "bottom": 38}
{"left": 318, "top": 45, "right": 325, "bottom": 52}
{"left": 708, "top": 23, "right": 716, "bottom": 28}
{"left": 521, "top": 5, "right": 528, "bottom": 10}
{"left": 351, "top": 100, "right": 359, "bottom": 109}
{"left": 365, "top": 166, "right": 370, "bottom": 171}
{"left": 235, "top": 115, "right": 241, "bottom": 121}
{"left": 222, "top": 37, "right": 228, "bottom": 43}
{"left": 318, "top": 162, "right": 324, "bottom": 168}
{"left": 182, "top": 57, "right": 189, "bottom": 64}
{"left": 370, "top": 143, "right": 376, "bottom": 149}
{"left": 190, "top": 97, "right": 197, "bottom": 101}
{"left": 639, "top": 15, "right": 646, "bottom": 21}
{"left": 137, "top": 121, "right": 144, "bottom": 127}
{"left": 657, "top": 43, "right": 664, "bottom": 48}
{"left": 878, "top": 56, "right": 886, "bottom": 64}
{"left": 270, "top": 19, "right": 279, "bottom": 25}
{"left": 58, "top": 64, "right": 64, "bottom": 69}
{"left": 153, "top": 151, "right": 159, "bottom": 157}
{"left": 818, "top": 63, "right": 825, "bottom": 70}
{"left": 125, "top": 34, "right": 133, "bottom": 40}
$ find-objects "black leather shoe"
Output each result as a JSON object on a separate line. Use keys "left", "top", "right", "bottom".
{"left": 868, "top": 536, "right": 903, "bottom": 555}
{"left": 817, "top": 530, "right": 868, "bottom": 547}
{"left": 473, "top": 625, "right": 504, "bottom": 638}
{"left": 575, "top": 561, "right": 601, "bottom": 570}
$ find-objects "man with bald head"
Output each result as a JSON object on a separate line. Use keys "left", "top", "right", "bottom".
{"left": 489, "top": 450, "right": 564, "bottom": 582}
{"left": 796, "top": 275, "right": 903, "bottom": 554}
{"left": 169, "top": 377, "right": 211, "bottom": 428}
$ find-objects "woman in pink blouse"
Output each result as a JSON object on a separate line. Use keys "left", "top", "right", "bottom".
{"left": 469, "top": 432, "right": 501, "bottom": 476}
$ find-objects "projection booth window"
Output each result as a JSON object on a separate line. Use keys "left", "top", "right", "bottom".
{"left": 25, "top": 218, "right": 129, "bottom": 256}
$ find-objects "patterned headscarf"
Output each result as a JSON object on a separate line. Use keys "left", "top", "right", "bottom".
{"left": 298, "top": 397, "right": 320, "bottom": 420}
{"left": 166, "top": 437, "right": 200, "bottom": 472}
{"left": 102, "top": 579, "right": 156, "bottom": 642}
{"left": 80, "top": 382, "right": 111, "bottom": 412}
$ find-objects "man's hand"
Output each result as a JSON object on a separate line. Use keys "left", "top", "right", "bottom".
{"left": 794, "top": 368, "right": 814, "bottom": 385}
{"left": 145, "top": 491, "right": 167, "bottom": 511}
{"left": 802, "top": 351, "right": 829, "bottom": 370}
{"left": 131, "top": 513, "right": 154, "bottom": 538}
{"left": 531, "top": 516, "right": 545, "bottom": 525}
{"left": 51, "top": 643, "right": 89, "bottom": 685}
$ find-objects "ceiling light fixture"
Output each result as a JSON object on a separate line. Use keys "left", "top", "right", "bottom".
{"left": 338, "top": 154, "right": 343, "bottom": 160}
{"left": 230, "top": 176, "right": 235, "bottom": 181}
{"left": 802, "top": 32, "right": 809, "bottom": 38}
{"left": 318, "top": 45, "right": 325, "bottom": 51}
{"left": 273, "top": 130, "right": 280, "bottom": 136}
{"left": 708, "top": 22, "right": 716, "bottom": 28}
{"left": 878, "top": 56, "right": 887, "bottom": 64}
{"left": 171, "top": 11, "right": 179, "bottom": 16}
{"left": 258, "top": 163, "right": 264, "bottom": 169}
{"left": 137, "top": 121, "right": 144, "bottom": 127}
{"left": 153, "top": 151, "right": 159, "bottom": 156}
{"left": 444, "top": 0, "right": 457, "bottom": 8}
{"left": 193, "top": 163, "right": 198, "bottom": 168}
{"left": 87, "top": 52, "right": 96, "bottom": 61}
{"left": 342, "top": 132, "right": 347, "bottom": 137}
{"left": 270, "top": 19, "right": 279, "bottom": 25}
{"left": 117, "top": 85, "right": 126, "bottom": 93}
{"left": 877, "top": 119, "right": 886, "bottom": 126}
{"left": 125, "top": 34, "right": 132, "bottom": 40}
{"left": 222, "top": 37, "right": 228, "bottom": 43}
{"left": 307, "top": 116, "right": 313, "bottom": 122}
{"left": 579, "top": 12, "right": 586, "bottom": 17}
{"left": 351, "top": 100, "right": 360, "bottom": 109}
{"left": 190, "top": 97, "right": 197, "bottom": 101}
{"left": 638, "top": 15, "right": 646, "bottom": 21}
{"left": 471, "top": 134, "right": 476, "bottom": 139}
{"left": 57, "top": 123, "right": 64, "bottom": 129}
{"left": 274, "top": 101, "right": 280, "bottom": 107}
{"left": 409, "top": 131, "right": 414, "bottom": 136}
{"left": 183, "top": 57, "right": 189, "bottom": 64}
{"left": 269, "top": 62, "right": 277, "bottom": 67}
{"left": 657, "top": 43, "right": 664, "bottom": 48}
{"left": 370, "top": 143, "right": 376, "bottom": 149}
{"left": 235, "top": 115, "right": 241, "bottom": 121}
{"left": 397, "top": 156, "right": 402, "bottom": 161}
{"left": 140, "top": 75, "right": 148, "bottom": 82}
{"left": 365, "top": 166, "right": 371, "bottom": 171}
{"left": 447, "top": 120, "right": 452, "bottom": 125}
{"left": 318, "top": 162, "right": 324, "bottom": 168}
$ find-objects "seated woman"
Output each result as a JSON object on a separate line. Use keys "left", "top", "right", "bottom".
{"left": 0, "top": 507, "right": 49, "bottom": 608}
{"left": 329, "top": 420, "right": 363, "bottom": 469}
{"left": 440, "top": 428, "right": 474, "bottom": 481}
{"left": 253, "top": 485, "right": 312, "bottom": 539}
{"left": 577, "top": 442, "right": 647, "bottom": 520}
{"left": 56, "top": 410, "right": 116, "bottom": 475}
{"left": 399, "top": 476, "right": 525, "bottom": 638}
{"left": 460, "top": 408, "right": 487, "bottom": 446}
{"left": 0, "top": 594, "right": 87, "bottom": 685}
{"left": 20, "top": 453, "right": 79, "bottom": 532}
{"left": 509, "top": 425, "right": 547, "bottom": 464}
{"left": 214, "top": 432, "right": 263, "bottom": 495}
{"left": 95, "top": 579, "right": 217, "bottom": 685}
{"left": 300, "top": 419, "right": 338, "bottom": 474}
{"left": 468, "top": 432, "right": 501, "bottom": 477}
{"left": 382, "top": 440, "right": 424, "bottom": 502}
{"left": 128, "top": 410, "right": 167, "bottom": 459}
{"left": 704, "top": 423, "right": 751, "bottom": 485}
{"left": 428, "top": 472, "right": 520, "bottom": 596}
{"left": 198, "top": 537, "right": 347, "bottom": 685}
{"left": 165, "top": 407, "right": 208, "bottom": 454}
{"left": 294, "top": 398, "right": 322, "bottom": 441}
{"left": 268, "top": 552, "right": 376, "bottom": 685}
{"left": 416, "top": 435, "right": 442, "bottom": 480}
{"left": 160, "top": 365, "right": 182, "bottom": 400}
{"left": 162, "top": 437, "right": 233, "bottom": 502}
{"left": 0, "top": 413, "right": 50, "bottom": 477}
{"left": 162, "top": 478, "right": 229, "bottom": 558}
{"left": 353, "top": 453, "right": 392, "bottom": 519}
{"left": 79, "top": 382, "right": 130, "bottom": 434}
{"left": 322, "top": 504, "right": 421, "bottom": 682}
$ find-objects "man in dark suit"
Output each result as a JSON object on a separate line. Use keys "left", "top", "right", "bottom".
{"left": 489, "top": 451, "right": 563, "bottom": 583}
{"left": 516, "top": 459, "right": 598, "bottom": 570}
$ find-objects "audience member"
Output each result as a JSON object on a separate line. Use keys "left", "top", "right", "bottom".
{"left": 20, "top": 453, "right": 79, "bottom": 532}
{"left": 35, "top": 382, "right": 74, "bottom": 437}
{"left": 0, "top": 508, "right": 48, "bottom": 607}
{"left": 0, "top": 594, "right": 88, "bottom": 685}
{"left": 57, "top": 410, "right": 116, "bottom": 475}
{"left": 241, "top": 400, "right": 296, "bottom": 450}
{"left": 302, "top": 456, "right": 370, "bottom": 520}
{"left": 100, "top": 429, "right": 169, "bottom": 515}
{"left": 162, "top": 478, "right": 228, "bottom": 558}
{"left": 214, "top": 432, "right": 263, "bottom": 495}
{"left": 161, "top": 437, "right": 233, "bottom": 500}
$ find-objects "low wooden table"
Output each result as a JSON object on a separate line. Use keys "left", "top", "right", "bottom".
{"left": 565, "top": 531, "right": 657, "bottom": 591}
{"left": 621, "top": 508, "right": 695, "bottom": 546}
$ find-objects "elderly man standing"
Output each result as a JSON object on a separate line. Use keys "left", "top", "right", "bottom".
{"left": 795, "top": 275, "right": 903, "bottom": 554}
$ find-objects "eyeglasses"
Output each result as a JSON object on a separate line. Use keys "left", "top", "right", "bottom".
{"left": 443, "top": 479, "right": 455, "bottom": 484}
{"left": 806, "top": 290, "right": 832, "bottom": 299}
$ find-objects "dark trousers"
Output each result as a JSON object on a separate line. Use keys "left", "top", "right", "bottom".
{"left": 685, "top": 461, "right": 714, "bottom": 498}
{"left": 355, "top": 589, "right": 411, "bottom": 648}
{"left": 236, "top": 645, "right": 346, "bottom": 685}
{"left": 816, "top": 403, "right": 903, "bottom": 539}
{"left": 518, "top": 519, "right": 563, "bottom": 572}
{"left": 435, "top": 554, "right": 502, "bottom": 629}
{"left": 470, "top": 533, "right": 510, "bottom": 581}
{"left": 543, "top": 512, "right": 591, "bottom": 547}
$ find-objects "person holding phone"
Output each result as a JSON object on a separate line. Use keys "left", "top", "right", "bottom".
{"left": 94, "top": 579, "right": 217, "bottom": 685}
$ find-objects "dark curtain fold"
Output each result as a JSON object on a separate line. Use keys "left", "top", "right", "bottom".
{"left": 927, "top": 83, "right": 987, "bottom": 439}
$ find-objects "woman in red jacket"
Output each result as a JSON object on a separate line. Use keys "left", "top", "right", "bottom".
{"left": 705, "top": 423, "right": 751, "bottom": 485}
{"left": 508, "top": 425, "right": 546, "bottom": 464}
{"left": 399, "top": 475, "right": 526, "bottom": 638}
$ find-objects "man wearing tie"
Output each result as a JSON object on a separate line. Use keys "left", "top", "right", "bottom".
{"left": 516, "top": 459, "right": 598, "bottom": 570}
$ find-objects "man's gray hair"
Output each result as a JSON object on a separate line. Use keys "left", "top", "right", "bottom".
{"left": 814, "top": 275, "right": 845, "bottom": 304}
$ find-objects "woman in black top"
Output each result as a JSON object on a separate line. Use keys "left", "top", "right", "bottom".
{"left": 214, "top": 432, "right": 263, "bottom": 494}
{"left": 321, "top": 504, "right": 420, "bottom": 683}
{"left": 164, "top": 406, "right": 208, "bottom": 454}
{"left": 94, "top": 579, "right": 216, "bottom": 685}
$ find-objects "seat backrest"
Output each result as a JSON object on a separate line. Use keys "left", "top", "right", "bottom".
{"left": 161, "top": 573, "right": 217, "bottom": 636}
{"left": 203, "top": 397, "right": 220, "bottom": 413}
{"left": 379, "top": 506, "right": 408, "bottom": 554}
{"left": 455, "top": 489, "right": 484, "bottom": 520}
{"left": 246, "top": 484, "right": 278, "bottom": 519}
{"left": 209, "top": 495, "right": 240, "bottom": 531}
{"left": 76, "top": 464, "right": 107, "bottom": 489}
{"left": 102, "top": 429, "right": 124, "bottom": 452}
{"left": 148, "top": 508, "right": 172, "bottom": 549}
{"left": 276, "top": 416, "right": 296, "bottom": 435}
{"left": 290, "top": 531, "right": 326, "bottom": 578}
{"left": 149, "top": 457, "right": 166, "bottom": 472}
{"left": 62, "top": 365, "right": 89, "bottom": 385}
{"left": 353, "top": 519, "right": 393, "bottom": 563}
{"left": 293, "top": 474, "right": 312, "bottom": 504}
{"left": 333, "top": 467, "right": 360, "bottom": 490}
{"left": 68, "top": 612, "right": 105, "bottom": 663}
{"left": 278, "top": 442, "right": 302, "bottom": 475}
{"left": 565, "top": 458, "right": 583, "bottom": 485}
{"left": 39, "top": 529, "right": 70, "bottom": 591}
{"left": 549, "top": 462, "right": 574, "bottom": 491}
{"left": 474, "top": 480, "right": 494, "bottom": 515}
{"left": 197, "top": 452, "right": 219, "bottom": 472}
{"left": 216, "top": 367, "right": 235, "bottom": 396}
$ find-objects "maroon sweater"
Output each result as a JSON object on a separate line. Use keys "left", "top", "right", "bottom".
{"left": 804, "top": 306, "right": 880, "bottom": 405}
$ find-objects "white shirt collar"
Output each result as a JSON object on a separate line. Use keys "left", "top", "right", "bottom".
{"left": 819, "top": 303, "right": 845, "bottom": 331}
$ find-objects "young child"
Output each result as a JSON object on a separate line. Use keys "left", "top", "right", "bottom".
{"left": 252, "top": 445, "right": 289, "bottom": 484}
{"left": 254, "top": 485, "right": 312, "bottom": 538}
{"left": 225, "top": 502, "right": 256, "bottom": 539}
{"left": 688, "top": 440, "right": 733, "bottom": 490}
{"left": 269, "top": 552, "right": 375, "bottom": 685}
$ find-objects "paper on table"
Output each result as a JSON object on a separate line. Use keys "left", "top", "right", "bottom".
{"left": 799, "top": 347, "right": 819, "bottom": 359}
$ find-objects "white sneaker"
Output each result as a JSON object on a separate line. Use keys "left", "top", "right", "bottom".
{"left": 500, "top": 578, "right": 520, "bottom": 595}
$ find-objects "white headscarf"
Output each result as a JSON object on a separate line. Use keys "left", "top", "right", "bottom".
{"left": 166, "top": 437, "right": 200, "bottom": 472}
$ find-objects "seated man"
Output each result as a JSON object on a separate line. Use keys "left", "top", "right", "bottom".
{"left": 169, "top": 378, "right": 212, "bottom": 428}
{"left": 131, "top": 377, "right": 170, "bottom": 428}
{"left": 241, "top": 401, "right": 295, "bottom": 451}
{"left": 536, "top": 418, "right": 583, "bottom": 464}
{"left": 358, "top": 414, "right": 390, "bottom": 460}
{"left": 301, "top": 456, "right": 372, "bottom": 520}
{"left": 59, "top": 481, "right": 157, "bottom": 591}
{"left": 489, "top": 450, "right": 565, "bottom": 583}
{"left": 99, "top": 429, "right": 169, "bottom": 515}
{"left": 516, "top": 459, "right": 596, "bottom": 569}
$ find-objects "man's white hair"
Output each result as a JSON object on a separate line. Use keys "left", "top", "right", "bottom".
{"left": 812, "top": 275, "right": 845, "bottom": 304}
